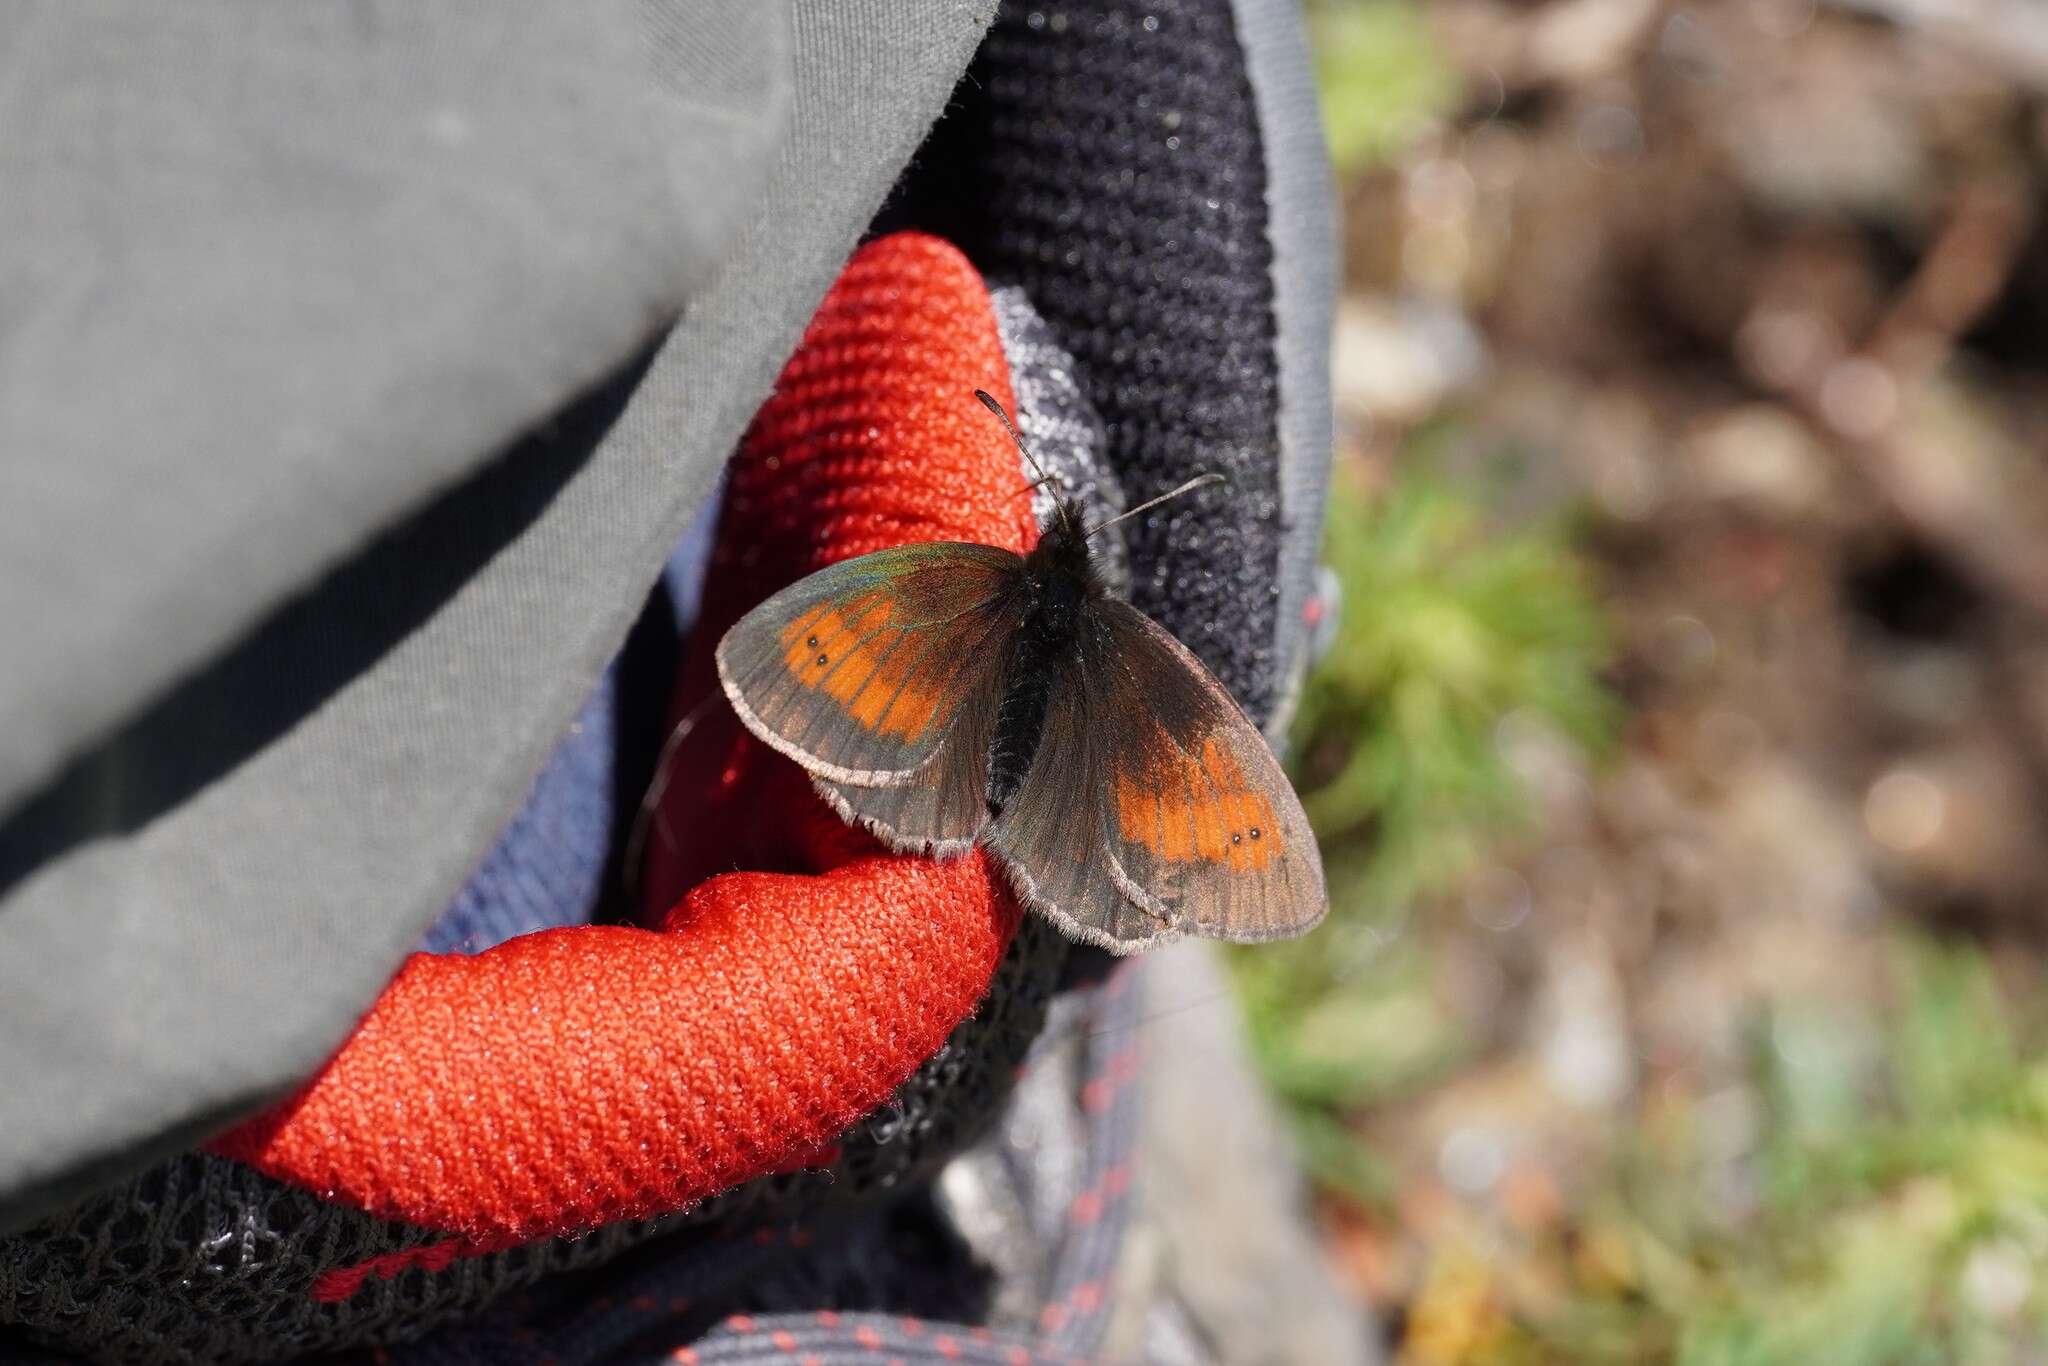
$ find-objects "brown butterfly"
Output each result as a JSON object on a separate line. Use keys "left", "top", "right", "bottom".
{"left": 715, "top": 391, "right": 1326, "bottom": 953}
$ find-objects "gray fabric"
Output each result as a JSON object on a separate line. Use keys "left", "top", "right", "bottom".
{"left": 1113, "top": 942, "right": 1380, "bottom": 1365}
{"left": 1236, "top": 0, "right": 1339, "bottom": 736}
{"left": 0, "top": 0, "right": 777, "bottom": 817}
{"left": 0, "top": 0, "right": 996, "bottom": 1230}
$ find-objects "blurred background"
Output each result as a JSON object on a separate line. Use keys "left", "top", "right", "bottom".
{"left": 1244, "top": 1, "right": 2048, "bottom": 1360}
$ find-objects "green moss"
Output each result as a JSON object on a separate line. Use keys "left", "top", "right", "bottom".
{"left": 1309, "top": 0, "right": 1461, "bottom": 175}
{"left": 1534, "top": 936, "right": 2048, "bottom": 1364}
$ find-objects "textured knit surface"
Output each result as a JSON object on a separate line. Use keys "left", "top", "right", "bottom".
{"left": 369, "top": 963, "right": 1147, "bottom": 1366}
{"left": 987, "top": 285, "right": 1130, "bottom": 597}
{"left": 1232, "top": 0, "right": 1341, "bottom": 736}
{"left": 902, "top": 0, "right": 1288, "bottom": 727}
{"left": 431, "top": 286, "right": 1113, "bottom": 967}
{"left": 639, "top": 230, "right": 1040, "bottom": 913}
{"left": 206, "top": 234, "right": 1037, "bottom": 1255}
{"left": 0, "top": 230, "right": 1110, "bottom": 1366}
{"left": 0, "top": 919, "right": 1067, "bottom": 1366}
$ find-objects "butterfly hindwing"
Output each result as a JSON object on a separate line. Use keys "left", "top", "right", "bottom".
{"left": 988, "top": 599, "right": 1327, "bottom": 953}
{"left": 717, "top": 543, "right": 1029, "bottom": 810}
{"left": 982, "top": 652, "right": 1143, "bottom": 947}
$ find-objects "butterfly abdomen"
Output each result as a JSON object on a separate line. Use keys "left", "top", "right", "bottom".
{"left": 986, "top": 550, "right": 1097, "bottom": 813}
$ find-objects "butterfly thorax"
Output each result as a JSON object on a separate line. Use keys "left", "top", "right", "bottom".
{"left": 987, "top": 503, "right": 1105, "bottom": 812}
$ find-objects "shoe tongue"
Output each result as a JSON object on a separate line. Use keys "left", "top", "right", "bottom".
{"left": 991, "top": 284, "right": 1132, "bottom": 600}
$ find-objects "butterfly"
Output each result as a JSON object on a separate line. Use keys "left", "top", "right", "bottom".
{"left": 714, "top": 391, "right": 1326, "bottom": 954}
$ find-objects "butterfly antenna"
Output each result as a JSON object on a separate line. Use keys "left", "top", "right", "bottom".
{"left": 1085, "top": 472, "right": 1227, "bottom": 540}
{"left": 975, "top": 389, "right": 1048, "bottom": 481}
{"left": 975, "top": 388, "right": 1085, "bottom": 538}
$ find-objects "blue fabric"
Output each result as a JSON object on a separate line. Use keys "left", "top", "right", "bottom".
{"left": 418, "top": 491, "right": 719, "bottom": 954}
{"left": 419, "top": 668, "right": 623, "bottom": 953}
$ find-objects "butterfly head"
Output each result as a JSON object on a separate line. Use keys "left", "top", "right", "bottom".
{"left": 1025, "top": 493, "right": 1102, "bottom": 595}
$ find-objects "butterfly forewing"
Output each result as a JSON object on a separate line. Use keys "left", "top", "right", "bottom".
{"left": 989, "top": 599, "right": 1327, "bottom": 952}
{"left": 814, "top": 614, "right": 1019, "bottom": 854}
{"left": 717, "top": 542, "right": 1029, "bottom": 790}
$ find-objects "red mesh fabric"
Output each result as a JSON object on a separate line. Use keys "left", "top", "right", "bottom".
{"left": 640, "top": 231, "right": 1041, "bottom": 910}
{"left": 209, "top": 232, "right": 1036, "bottom": 1246}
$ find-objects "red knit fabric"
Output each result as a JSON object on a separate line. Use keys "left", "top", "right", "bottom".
{"left": 209, "top": 233, "right": 1036, "bottom": 1246}
{"left": 640, "top": 232, "right": 1041, "bottom": 911}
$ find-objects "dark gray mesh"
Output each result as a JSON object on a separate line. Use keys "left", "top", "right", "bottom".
{"left": 0, "top": 918, "right": 1068, "bottom": 1365}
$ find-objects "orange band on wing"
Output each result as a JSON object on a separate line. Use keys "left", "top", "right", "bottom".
{"left": 1115, "top": 732, "right": 1281, "bottom": 871}
{"left": 778, "top": 594, "right": 944, "bottom": 741}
